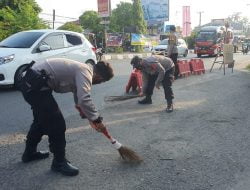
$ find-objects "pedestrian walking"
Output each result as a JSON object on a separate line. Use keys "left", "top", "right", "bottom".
{"left": 130, "top": 55, "right": 175, "bottom": 112}
{"left": 19, "top": 58, "right": 114, "bottom": 176}
{"left": 166, "top": 25, "right": 179, "bottom": 79}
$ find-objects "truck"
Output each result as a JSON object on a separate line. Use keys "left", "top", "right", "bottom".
{"left": 194, "top": 26, "right": 233, "bottom": 57}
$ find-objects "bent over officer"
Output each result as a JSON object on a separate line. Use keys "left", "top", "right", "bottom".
{"left": 19, "top": 58, "right": 114, "bottom": 176}
{"left": 130, "top": 55, "right": 175, "bottom": 112}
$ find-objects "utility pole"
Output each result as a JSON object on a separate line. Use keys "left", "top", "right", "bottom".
{"left": 198, "top": 11, "right": 204, "bottom": 27}
{"left": 52, "top": 9, "right": 55, "bottom": 29}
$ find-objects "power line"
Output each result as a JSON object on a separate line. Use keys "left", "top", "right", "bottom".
{"left": 40, "top": 12, "right": 78, "bottom": 20}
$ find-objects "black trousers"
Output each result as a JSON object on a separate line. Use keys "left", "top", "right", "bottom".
{"left": 21, "top": 89, "right": 66, "bottom": 161}
{"left": 145, "top": 67, "right": 175, "bottom": 105}
{"left": 170, "top": 53, "right": 179, "bottom": 78}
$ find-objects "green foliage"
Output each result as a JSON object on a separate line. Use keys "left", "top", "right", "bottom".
{"left": 79, "top": 11, "right": 103, "bottom": 34}
{"left": 0, "top": 0, "right": 47, "bottom": 41}
{"left": 246, "top": 64, "right": 250, "bottom": 71}
{"left": 184, "top": 31, "right": 198, "bottom": 49}
{"left": 0, "top": 0, "right": 41, "bottom": 17}
{"left": 58, "top": 22, "right": 83, "bottom": 33}
{"left": 135, "top": 46, "right": 143, "bottom": 52}
{"left": 109, "top": 2, "right": 133, "bottom": 32}
{"left": 132, "top": 0, "right": 147, "bottom": 34}
{"left": 114, "top": 46, "right": 123, "bottom": 53}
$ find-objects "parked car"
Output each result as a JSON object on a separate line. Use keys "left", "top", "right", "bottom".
{"left": 0, "top": 29, "right": 97, "bottom": 87}
{"left": 152, "top": 39, "right": 188, "bottom": 57}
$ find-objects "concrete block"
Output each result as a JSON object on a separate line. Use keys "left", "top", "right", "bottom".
{"left": 102, "top": 54, "right": 112, "bottom": 60}
{"left": 126, "top": 54, "right": 134, "bottom": 59}
{"left": 117, "top": 55, "right": 124, "bottom": 59}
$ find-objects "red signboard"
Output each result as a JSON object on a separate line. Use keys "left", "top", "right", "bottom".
{"left": 97, "top": 0, "right": 110, "bottom": 17}
{"left": 106, "top": 33, "right": 123, "bottom": 47}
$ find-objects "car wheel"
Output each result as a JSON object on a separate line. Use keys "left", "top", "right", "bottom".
{"left": 86, "top": 60, "right": 95, "bottom": 67}
{"left": 14, "top": 64, "right": 29, "bottom": 89}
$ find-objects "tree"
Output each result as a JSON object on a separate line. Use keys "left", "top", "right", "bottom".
{"left": 184, "top": 31, "right": 198, "bottom": 49}
{"left": 227, "top": 12, "right": 249, "bottom": 36}
{"left": 0, "top": 0, "right": 47, "bottom": 41}
{"left": 109, "top": 2, "right": 133, "bottom": 32}
{"left": 58, "top": 22, "right": 83, "bottom": 33}
{"left": 79, "top": 11, "right": 102, "bottom": 34}
{"left": 132, "top": 0, "right": 147, "bottom": 52}
{"left": 132, "top": 0, "right": 147, "bottom": 34}
{"left": 0, "top": 0, "right": 41, "bottom": 14}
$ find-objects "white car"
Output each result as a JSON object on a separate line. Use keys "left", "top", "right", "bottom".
{"left": 152, "top": 39, "right": 189, "bottom": 57}
{"left": 0, "top": 29, "right": 97, "bottom": 87}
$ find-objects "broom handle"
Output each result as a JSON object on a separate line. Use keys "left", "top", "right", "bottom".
{"left": 89, "top": 121, "right": 114, "bottom": 141}
{"left": 101, "top": 127, "right": 112, "bottom": 140}
{"left": 76, "top": 104, "right": 122, "bottom": 150}
{"left": 76, "top": 106, "right": 113, "bottom": 140}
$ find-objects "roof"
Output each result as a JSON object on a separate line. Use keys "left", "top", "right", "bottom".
{"left": 20, "top": 29, "right": 83, "bottom": 35}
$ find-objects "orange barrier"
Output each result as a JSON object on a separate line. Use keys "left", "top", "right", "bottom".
{"left": 189, "top": 58, "right": 205, "bottom": 75}
{"left": 126, "top": 69, "right": 142, "bottom": 93}
{"left": 177, "top": 59, "right": 191, "bottom": 77}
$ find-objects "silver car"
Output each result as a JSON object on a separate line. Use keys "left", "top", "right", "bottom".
{"left": 152, "top": 38, "right": 189, "bottom": 57}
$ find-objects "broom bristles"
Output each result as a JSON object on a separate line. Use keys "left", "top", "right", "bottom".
{"left": 118, "top": 146, "right": 143, "bottom": 162}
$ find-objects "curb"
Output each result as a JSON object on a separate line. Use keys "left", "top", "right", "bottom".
{"left": 103, "top": 52, "right": 153, "bottom": 60}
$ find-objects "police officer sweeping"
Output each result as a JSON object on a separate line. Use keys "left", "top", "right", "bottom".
{"left": 130, "top": 55, "right": 175, "bottom": 112}
{"left": 19, "top": 58, "right": 114, "bottom": 176}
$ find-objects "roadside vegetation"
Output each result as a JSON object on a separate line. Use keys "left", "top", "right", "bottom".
{"left": 246, "top": 64, "right": 250, "bottom": 71}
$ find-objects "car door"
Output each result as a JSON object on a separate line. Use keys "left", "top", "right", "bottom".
{"left": 33, "top": 32, "right": 67, "bottom": 62}
{"left": 63, "top": 32, "right": 96, "bottom": 63}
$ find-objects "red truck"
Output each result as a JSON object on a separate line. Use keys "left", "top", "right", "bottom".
{"left": 195, "top": 26, "right": 233, "bottom": 57}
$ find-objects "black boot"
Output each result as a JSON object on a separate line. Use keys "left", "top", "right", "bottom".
{"left": 166, "top": 103, "right": 173, "bottom": 113}
{"left": 51, "top": 158, "right": 79, "bottom": 176}
{"left": 138, "top": 96, "right": 152, "bottom": 104}
{"left": 22, "top": 150, "right": 49, "bottom": 163}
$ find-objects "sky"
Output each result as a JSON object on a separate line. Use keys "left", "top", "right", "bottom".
{"left": 36, "top": 0, "right": 250, "bottom": 29}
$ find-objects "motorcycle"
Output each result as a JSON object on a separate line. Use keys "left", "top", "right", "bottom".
{"left": 242, "top": 44, "right": 249, "bottom": 54}
{"left": 242, "top": 38, "right": 250, "bottom": 55}
{"left": 96, "top": 48, "right": 105, "bottom": 61}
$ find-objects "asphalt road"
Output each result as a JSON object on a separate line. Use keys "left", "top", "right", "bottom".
{"left": 0, "top": 53, "right": 250, "bottom": 190}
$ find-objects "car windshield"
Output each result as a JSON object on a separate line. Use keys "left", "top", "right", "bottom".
{"left": 0, "top": 31, "right": 45, "bottom": 48}
{"left": 196, "top": 31, "right": 216, "bottom": 41}
{"left": 159, "top": 39, "right": 168, "bottom": 45}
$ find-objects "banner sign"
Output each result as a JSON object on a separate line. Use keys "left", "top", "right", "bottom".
{"left": 106, "top": 33, "right": 123, "bottom": 47}
{"left": 131, "top": 33, "right": 147, "bottom": 46}
{"left": 97, "top": 0, "right": 110, "bottom": 17}
{"left": 141, "top": 0, "right": 169, "bottom": 25}
{"left": 131, "top": 34, "right": 159, "bottom": 46}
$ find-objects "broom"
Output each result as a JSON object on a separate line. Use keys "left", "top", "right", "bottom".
{"left": 89, "top": 122, "right": 143, "bottom": 162}
{"left": 75, "top": 105, "right": 142, "bottom": 162}
{"left": 104, "top": 94, "right": 140, "bottom": 102}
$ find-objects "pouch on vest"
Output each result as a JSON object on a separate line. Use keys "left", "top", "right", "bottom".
{"left": 23, "top": 69, "right": 49, "bottom": 91}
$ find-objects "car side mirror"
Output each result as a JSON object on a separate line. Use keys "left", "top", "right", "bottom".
{"left": 38, "top": 45, "right": 51, "bottom": 52}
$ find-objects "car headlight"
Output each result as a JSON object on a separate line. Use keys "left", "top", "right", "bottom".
{"left": 0, "top": 54, "right": 15, "bottom": 65}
